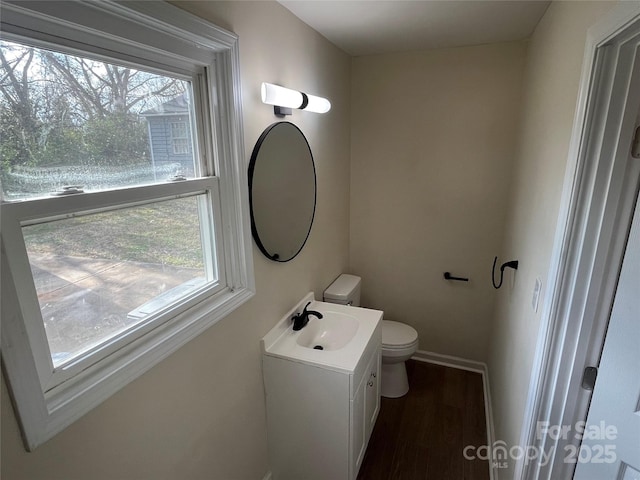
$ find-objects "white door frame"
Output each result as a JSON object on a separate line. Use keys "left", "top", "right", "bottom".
{"left": 516, "top": 3, "right": 640, "bottom": 479}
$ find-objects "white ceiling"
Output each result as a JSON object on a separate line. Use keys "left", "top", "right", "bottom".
{"left": 279, "top": 1, "right": 551, "bottom": 56}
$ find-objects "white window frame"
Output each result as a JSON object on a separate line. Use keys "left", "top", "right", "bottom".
{"left": 0, "top": 1, "right": 254, "bottom": 450}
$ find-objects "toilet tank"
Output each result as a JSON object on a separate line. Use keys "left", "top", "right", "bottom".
{"left": 323, "top": 274, "right": 361, "bottom": 306}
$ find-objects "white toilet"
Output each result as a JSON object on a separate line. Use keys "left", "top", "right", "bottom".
{"left": 324, "top": 274, "right": 419, "bottom": 398}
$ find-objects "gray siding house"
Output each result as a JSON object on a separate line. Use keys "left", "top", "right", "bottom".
{"left": 141, "top": 94, "right": 194, "bottom": 176}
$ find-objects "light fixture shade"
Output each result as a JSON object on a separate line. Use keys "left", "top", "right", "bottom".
{"left": 304, "top": 94, "right": 331, "bottom": 114}
{"left": 261, "top": 82, "right": 331, "bottom": 114}
{"left": 261, "top": 83, "right": 303, "bottom": 109}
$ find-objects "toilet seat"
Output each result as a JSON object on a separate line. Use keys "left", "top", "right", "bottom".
{"left": 382, "top": 320, "right": 418, "bottom": 349}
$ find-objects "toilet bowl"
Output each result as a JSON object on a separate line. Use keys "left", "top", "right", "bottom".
{"left": 381, "top": 320, "right": 418, "bottom": 398}
{"left": 323, "top": 274, "right": 420, "bottom": 399}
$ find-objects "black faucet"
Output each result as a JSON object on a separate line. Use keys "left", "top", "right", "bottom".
{"left": 291, "top": 302, "right": 323, "bottom": 331}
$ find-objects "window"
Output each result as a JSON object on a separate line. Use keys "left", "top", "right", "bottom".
{"left": 171, "top": 121, "right": 191, "bottom": 154}
{"left": 0, "top": 1, "right": 254, "bottom": 450}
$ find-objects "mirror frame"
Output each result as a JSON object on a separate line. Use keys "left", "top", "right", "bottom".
{"left": 248, "top": 121, "right": 317, "bottom": 262}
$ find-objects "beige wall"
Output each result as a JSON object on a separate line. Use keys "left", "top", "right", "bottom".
{"left": 1, "top": 2, "right": 623, "bottom": 479}
{"left": 487, "top": 2, "right": 615, "bottom": 478}
{"left": 350, "top": 43, "right": 526, "bottom": 362}
{"left": 0, "top": 2, "right": 351, "bottom": 479}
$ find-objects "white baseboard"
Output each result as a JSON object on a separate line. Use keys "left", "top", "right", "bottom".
{"left": 412, "top": 349, "right": 485, "bottom": 373}
{"left": 411, "top": 350, "right": 497, "bottom": 480}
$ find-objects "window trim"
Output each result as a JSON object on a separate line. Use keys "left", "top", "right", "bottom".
{"left": 0, "top": 1, "right": 255, "bottom": 450}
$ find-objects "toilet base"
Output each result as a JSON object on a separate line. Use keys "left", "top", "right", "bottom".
{"left": 381, "top": 361, "right": 409, "bottom": 398}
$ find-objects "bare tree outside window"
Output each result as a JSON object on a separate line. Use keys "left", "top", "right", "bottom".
{"left": 0, "top": 40, "right": 192, "bottom": 200}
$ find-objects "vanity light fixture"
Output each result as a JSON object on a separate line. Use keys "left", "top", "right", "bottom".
{"left": 261, "top": 82, "right": 331, "bottom": 117}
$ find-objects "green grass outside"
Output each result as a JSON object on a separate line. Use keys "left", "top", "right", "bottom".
{"left": 23, "top": 197, "right": 205, "bottom": 269}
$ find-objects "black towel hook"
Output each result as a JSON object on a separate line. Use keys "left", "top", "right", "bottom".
{"left": 492, "top": 256, "right": 519, "bottom": 289}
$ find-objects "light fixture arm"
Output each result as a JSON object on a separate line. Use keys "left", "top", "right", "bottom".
{"left": 273, "top": 106, "right": 292, "bottom": 117}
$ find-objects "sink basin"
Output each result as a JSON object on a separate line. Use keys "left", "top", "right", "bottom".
{"left": 296, "top": 311, "right": 359, "bottom": 351}
{"left": 261, "top": 293, "right": 383, "bottom": 373}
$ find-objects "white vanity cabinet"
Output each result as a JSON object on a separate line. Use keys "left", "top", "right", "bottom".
{"left": 351, "top": 343, "right": 381, "bottom": 475}
{"left": 262, "top": 301, "right": 382, "bottom": 480}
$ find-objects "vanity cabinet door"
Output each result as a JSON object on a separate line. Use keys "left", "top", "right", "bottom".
{"left": 364, "top": 349, "right": 381, "bottom": 440}
{"left": 350, "top": 347, "right": 381, "bottom": 479}
{"left": 351, "top": 372, "right": 367, "bottom": 477}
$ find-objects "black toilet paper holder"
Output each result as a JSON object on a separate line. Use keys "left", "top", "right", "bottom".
{"left": 443, "top": 272, "right": 469, "bottom": 282}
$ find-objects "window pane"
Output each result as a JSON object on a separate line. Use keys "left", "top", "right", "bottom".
{"left": 22, "top": 195, "right": 214, "bottom": 367}
{"left": 0, "top": 40, "right": 198, "bottom": 201}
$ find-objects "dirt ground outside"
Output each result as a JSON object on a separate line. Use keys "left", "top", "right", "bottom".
{"left": 16, "top": 196, "right": 212, "bottom": 364}
{"left": 31, "top": 254, "right": 204, "bottom": 365}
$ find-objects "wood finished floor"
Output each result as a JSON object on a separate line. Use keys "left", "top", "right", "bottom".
{"left": 357, "top": 360, "right": 490, "bottom": 480}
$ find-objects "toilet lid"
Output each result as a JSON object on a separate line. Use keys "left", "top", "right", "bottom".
{"left": 382, "top": 320, "right": 418, "bottom": 348}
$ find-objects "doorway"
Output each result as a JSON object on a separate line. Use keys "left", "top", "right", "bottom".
{"left": 573, "top": 177, "right": 640, "bottom": 478}
{"left": 517, "top": 5, "right": 640, "bottom": 480}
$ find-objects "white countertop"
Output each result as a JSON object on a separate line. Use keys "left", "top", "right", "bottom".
{"left": 261, "top": 292, "right": 383, "bottom": 374}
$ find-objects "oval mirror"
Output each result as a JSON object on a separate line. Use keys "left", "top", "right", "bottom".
{"left": 248, "top": 122, "right": 316, "bottom": 262}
